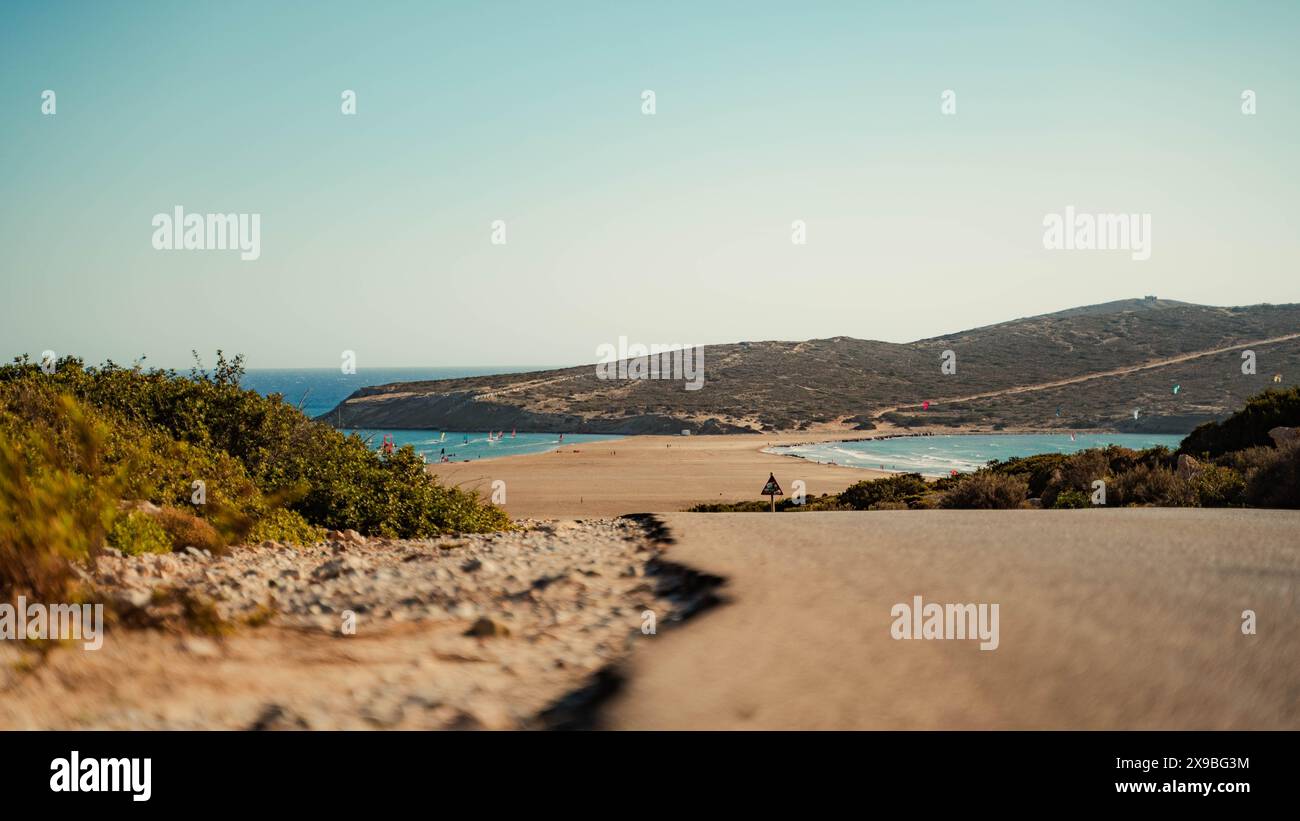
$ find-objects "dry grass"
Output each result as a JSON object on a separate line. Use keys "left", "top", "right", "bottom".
{"left": 154, "top": 506, "right": 226, "bottom": 555}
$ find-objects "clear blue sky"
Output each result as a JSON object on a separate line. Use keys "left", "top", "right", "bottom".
{"left": 2, "top": 1, "right": 1297, "bottom": 368}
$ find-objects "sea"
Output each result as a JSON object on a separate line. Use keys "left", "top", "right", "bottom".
{"left": 766, "top": 433, "right": 1187, "bottom": 477}
{"left": 242, "top": 370, "right": 1186, "bottom": 470}
{"left": 241, "top": 367, "right": 620, "bottom": 463}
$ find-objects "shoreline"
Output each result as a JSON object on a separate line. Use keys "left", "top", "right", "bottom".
{"left": 429, "top": 428, "right": 890, "bottom": 518}
{"left": 347, "top": 422, "right": 1185, "bottom": 462}
{"left": 338, "top": 427, "right": 624, "bottom": 464}
{"left": 760, "top": 427, "right": 1190, "bottom": 476}
{"left": 426, "top": 426, "right": 1196, "bottom": 514}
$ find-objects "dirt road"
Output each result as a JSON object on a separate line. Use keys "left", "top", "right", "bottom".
{"left": 877, "top": 331, "right": 1300, "bottom": 416}
{"left": 603, "top": 509, "right": 1300, "bottom": 729}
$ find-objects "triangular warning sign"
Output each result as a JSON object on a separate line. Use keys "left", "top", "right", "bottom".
{"left": 761, "top": 473, "right": 783, "bottom": 496}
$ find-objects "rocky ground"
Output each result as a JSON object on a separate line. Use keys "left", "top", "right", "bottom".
{"left": 0, "top": 517, "right": 709, "bottom": 729}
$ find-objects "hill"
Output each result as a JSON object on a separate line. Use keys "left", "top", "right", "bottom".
{"left": 321, "top": 299, "right": 1300, "bottom": 434}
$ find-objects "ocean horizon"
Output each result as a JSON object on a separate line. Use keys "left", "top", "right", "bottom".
{"left": 241, "top": 367, "right": 549, "bottom": 421}
{"left": 241, "top": 367, "right": 620, "bottom": 462}
{"left": 245, "top": 370, "right": 1192, "bottom": 467}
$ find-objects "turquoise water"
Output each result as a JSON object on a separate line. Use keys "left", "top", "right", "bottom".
{"left": 345, "top": 429, "right": 620, "bottom": 463}
{"left": 241, "top": 368, "right": 621, "bottom": 461}
{"left": 241, "top": 367, "right": 543, "bottom": 420}
{"left": 767, "top": 433, "right": 1186, "bottom": 476}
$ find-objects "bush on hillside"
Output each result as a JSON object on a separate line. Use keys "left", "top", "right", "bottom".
{"left": 0, "top": 353, "right": 509, "bottom": 540}
{"left": 1236, "top": 440, "right": 1300, "bottom": 508}
{"left": 108, "top": 511, "right": 173, "bottom": 555}
{"left": 686, "top": 492, "right": 846, "bottom": 513}
{"left": 0, "top": 395, "right": 119, "bottom": 599}
{"left": 867, "top": 500, "right": 910, "bottom": 510}
{"left": 688, "top": 500, "right": 774, "bottom": 512}
{"left": 987, "top": 446, "right": 1171, "bottom": 504}
{"left": 1188, "top": 464, "right": 1246, "bottom": 507}
{"left": 939, "top": 473, "right": 1027, "bottom": 509}
{"left": 1109, "top": 464, "right": 1196, "bottom": 507}
{"left": 1050, "top": 489, "right": 1092, "bottom": 509}
{"left": 985, "top": 452, "right": 1068, "bottom": 497}
{"left": 247, "top": 507, "right": 325, "bottom": 545}
{"left": 155, "top": 506, "right": 226, "bottom": 555}
{"left": 1180, "top": 386, "right": 1300, "bottom": 458}
{"left": 1040, "top": 449, "right": 1112, "bottom": 508}
{"left": 840, "top": 473, "right": 929, "bottom": 510}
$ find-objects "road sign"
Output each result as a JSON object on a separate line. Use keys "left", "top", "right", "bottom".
{"left": 761, "top": 473, "right": 783, "bottom": 512}
{"left": 762, "top": 473, "right": 783, "bottom": 496}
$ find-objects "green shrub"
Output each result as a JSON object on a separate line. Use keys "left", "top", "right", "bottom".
{"left": 686, "top": 492, "right": 848, "bottom": 513}
{"left": 799, "top": 493, "right": 848, "bottom": 511}
{"left": 1180, "top": 386, "right": 1300, "bottom": 458}
{"left": 1240, "top": 440, "right": 1300, "bottom": 508}
{"left": 868, "top": 500, "right": 909, "bottom": 511}
{"left": 1110, "top": 464, "right": 1196, "bottom": 507}
{"left": 0, "top": 353, "right": 509, "bottom": 539}
{"left": 929, "top": 474, "right": 963, "bottom": 492}
{"left": 0, "top": 394, "right": 119, "bottom": 599}
{"left": 1040, "top": 449, "right": 1110, "bottom": 507}
{"left": 939, "top": 473, "right": 1027, "bottom": 509}
{"left": 247, "top": 507, "right": 325, "bottom": 545}
{"left": 1223, "top": 444, "right": 1282, "bottom": 476}
{"left": 1222, "top": 441, "right": 1300, "bottom": 508}
{"left": 841, "top": 473, "right": 929, "bottom": 510}
{"left": 1189, "top": 465, "right": 1246, "bottom": 507}
{"left": 985, "top": 453, "right": 1068, "bottom": 497}
{"left": 686, "top": 500, "right": 770, "bottom": 512}
{"left": 1051, "top": 489, "right": 1092, "bottom": 509}
{"left": 108, "top": 511, "right": 173, "bottom": 555}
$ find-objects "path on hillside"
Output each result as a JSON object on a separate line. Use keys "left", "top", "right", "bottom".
{"left": 602, "top": 509, "right": 1300, "bottom": 729}
{"left": 476, "top": 372, "right": 584, "bottom": 400}
{"left": 874, "top": 332, "right": 1300, "bottom": 417}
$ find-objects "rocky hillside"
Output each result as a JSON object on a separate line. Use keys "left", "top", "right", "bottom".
{"left": 321, "top": 299, "right": 1300, "bottom": 434}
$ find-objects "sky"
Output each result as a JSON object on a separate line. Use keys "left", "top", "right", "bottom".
{"left": 2, "top": 1, "right": 1297, "bottom": 369}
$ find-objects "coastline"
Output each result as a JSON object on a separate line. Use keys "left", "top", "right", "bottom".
{"left": 340, "top": 427, "right": 623, "bottom": 464}
{"left": 760, "top": 426, "right": 1190, "bottom": 476}
{"left": 429, "top": 427, "right": 891, "bottom": 518}
{"left": 428, "top": 424, "right": 1197, "bottom": 515}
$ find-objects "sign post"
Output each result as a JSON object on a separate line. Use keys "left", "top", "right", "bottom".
{"left": 761, "top": 472, "right": 783, "bottom": 512}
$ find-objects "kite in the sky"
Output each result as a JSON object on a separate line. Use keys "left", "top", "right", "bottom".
{"left": 1172, "top": 384, "right": 1181, "bottom": 395}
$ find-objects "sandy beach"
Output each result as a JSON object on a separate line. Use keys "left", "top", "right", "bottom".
{"left": 430, "top": 428, "right": 892, "bottom": 518}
